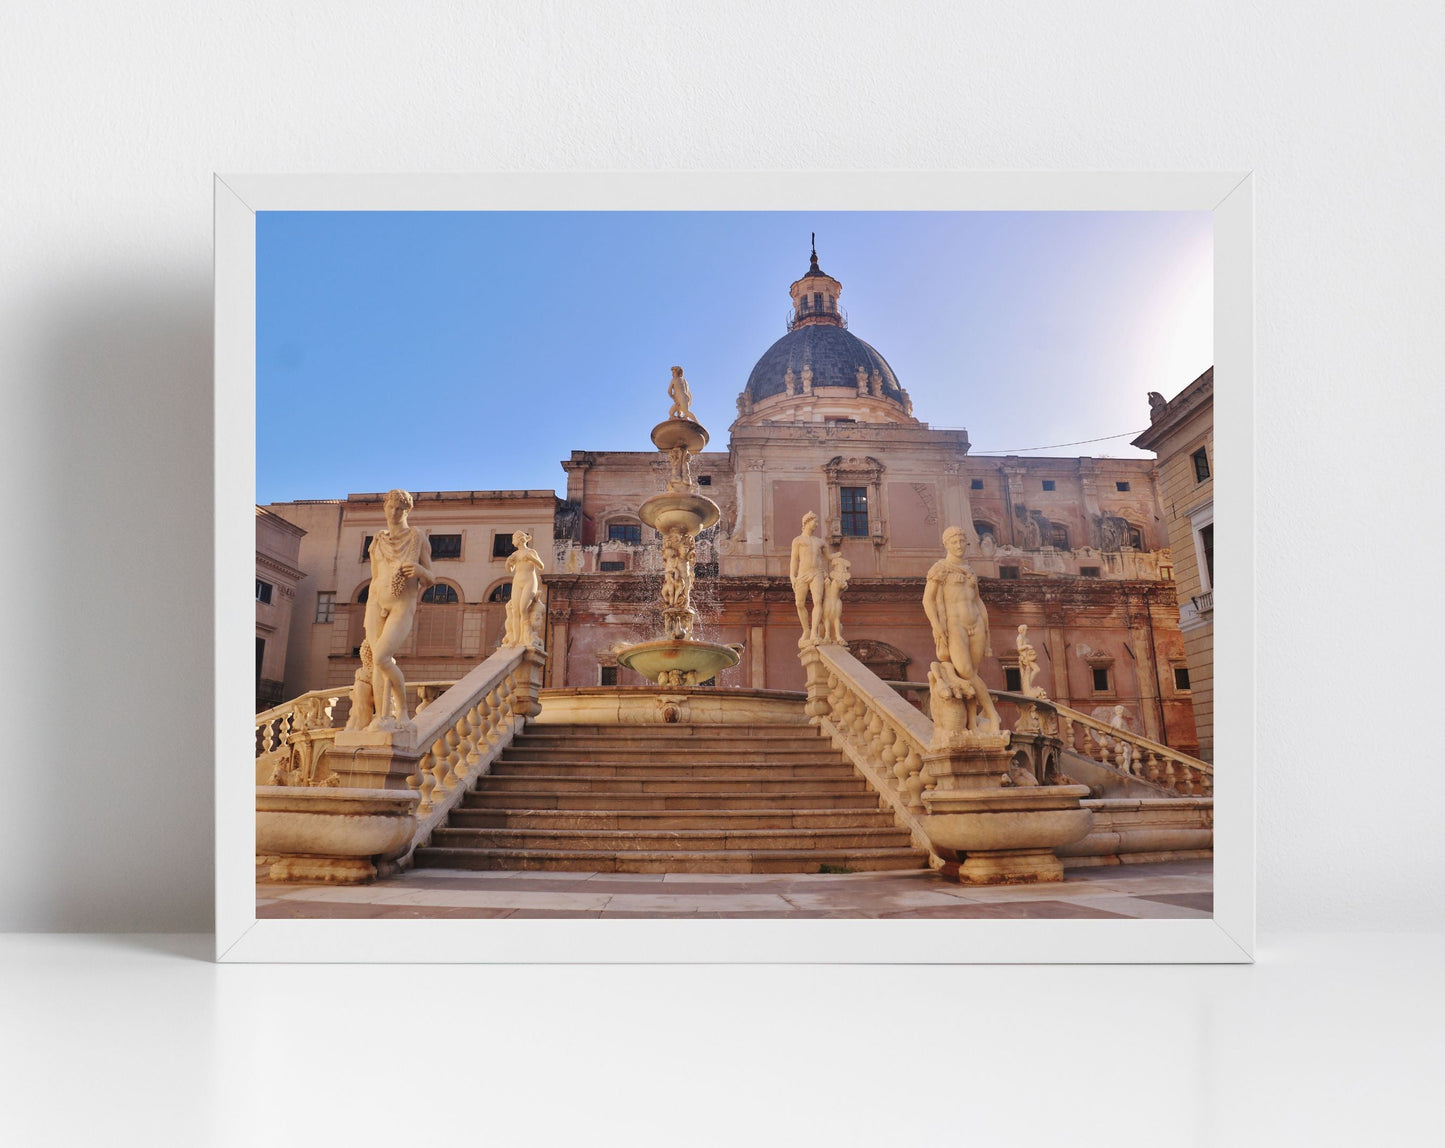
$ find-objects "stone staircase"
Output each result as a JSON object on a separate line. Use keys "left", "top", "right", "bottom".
{"left": 413, "top": 722, "right": 927, "bottom": 874}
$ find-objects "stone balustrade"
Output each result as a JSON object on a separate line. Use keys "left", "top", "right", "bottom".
{"left": 401, "top": 646, "right": 546, "bottom": 862}
{"left": 801, "top": 644, "right": 943, "bottom": 857}
{"left": 255, "top": 647, "right": 544, "bottom": 881}
{"left": 254, "top": 681, "right": 458, "bottom": 787}
{"left": 991, "top": 690, "right": 1212, "bottom": 798}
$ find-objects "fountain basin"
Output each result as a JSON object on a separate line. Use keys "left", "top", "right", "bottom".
{"left": 615, "top": 638, "right": 741, "bottom": 685}
{"left": 650, "top": 417, "right": 709, "bottom": 454}
{"left": 639, "top": 492, "right": 719, "bottom": 535}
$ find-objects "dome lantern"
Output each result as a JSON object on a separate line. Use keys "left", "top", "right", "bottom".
{"left": 788, "top": 234, "right": 845, "bottom": 331}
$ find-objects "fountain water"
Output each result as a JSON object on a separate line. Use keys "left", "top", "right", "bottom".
{"left": 614, "top": 367, "right": 743, "bottom": 687}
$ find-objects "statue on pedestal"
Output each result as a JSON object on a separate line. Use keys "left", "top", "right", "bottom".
{"left": 1016, "top": 623, "right": 1047, "bottom": 699}
{"left": 502, "top": 531, "right": 546, "bottom": 649}
{"left": 667, "top": 365, "right": 694, "bottom": 421}
{"left": 923, "top": 526, "right": 1002, "bottom": 735}
{"left": 790, "top": 511, "right": 829, "bottom": 645}
{"left": 363, "top": 489, "right": 435, "bottom": 731}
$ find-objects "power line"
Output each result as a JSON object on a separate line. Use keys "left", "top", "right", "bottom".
{"left": 959, "top": 428, "right": 1149, "bottom": 455}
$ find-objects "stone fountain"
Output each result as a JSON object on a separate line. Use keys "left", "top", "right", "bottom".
{"left": 614, "top": 367, "right": 742, "bottom": 687}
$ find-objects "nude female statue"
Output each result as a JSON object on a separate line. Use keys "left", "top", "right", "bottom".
{"left": 363, "top": 489, "right": 435, "bottom": 730}
{"left": 923, "top": 525, "right": 1002, "bottom": 733}
{"left": 790, "top": 511, "right": 829, "bottom": 644}
{"left": 503, "top": 530, "right": 546, "bottom": 648}
{"left": 820, "top": 551, "right": 851, "bottom": 645}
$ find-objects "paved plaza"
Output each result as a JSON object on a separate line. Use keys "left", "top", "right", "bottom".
{"left": 257, "top": 858, "right": 1212, "bottom": 920}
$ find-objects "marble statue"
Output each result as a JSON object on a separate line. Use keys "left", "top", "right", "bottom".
{"left": 784, "top": 367, "right": 797, "bottom": 397}
{"left": 362, "top": 489, "right": 435, "bottom": 731}
{"left": 1147, "top": 391, "right": 1167, "bottom": 421}
{"left": 502, "top": 530, "right": 546, "bottom": 649}
{"left": 855, "top": 364, "right": 868, "bottom": 393}
{"left": 800, "top": 363, "right": 813, "bottom": 392}
{"left": 344, "top": 640, "right": 375, "bottom": 731}
{"left": 923, "top": 526, "right": 1002, "bottom": 734}
{"left": 666, "top": 443, "right": 694, "bottom": 492}
{"left": 790, "top": 511, "right": 829, "bottom": 645}
{"left": 820, "top": 551, "right": 851, "bottom": 645}
{"left": 1016, "top": 623, "right": 1046, "bottom": 699}
{"left": 667, "top": 365, "right": 694, "bottom": 421}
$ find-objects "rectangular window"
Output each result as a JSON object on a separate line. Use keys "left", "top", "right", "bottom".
{"left": 256, "top": 637, "right": 265, "bottom": 683}
{"left": 813, "top": 291, "right": 822, "bottom": 310}
{"left": 1200, "top": 522, "right": 1214, "bottom": 586}
{"left": 492, "top": 534, "right": 517, "bottom": 558}
{"left": 999, "top": 565, "right": 1020, "bottom": 580}
{"left": 255, "top": 579, "right": 273, "bottom": 604}
{"left": 1174, "top": 666, "right": 1192, "bottom": 691}
{"left": 1115, "top": 481, "right": 1131, "bottom": 492}
{"left": 840, "top": 486, "right": 869, "bottom": 536}
{"left": 1193, "top": 448, "right": 1211, "bottom": 483}
{"left": 1050, "top": 524, "right": 1069, "bottom": 550}
{"left": 1004, "top": 667, "right": 1022, "bottom": 693}
{"left": 607, "top": 523, "right": 642, "bottom": 545}
{"left": 1092, "top": 667, "right": 1111, "bottom": 693}
{"left": 970, "top": 479, "right": 984, "bottom": 490}
{"left": 697, "top": 475, "right": 711, "bottom": 486}
{"left": 429, "top": 533, "right": 462, "bottom": 560}
{"left": 314, "top": 591, "right": 336, "bottom": 623}
{"left": 361, "top": 535, "right": 373, "bottom": 561}
{"left": 599, "top": 666, "right": 618, "bottom": 686}
{"left": 599, "top": 560, "right": 626, "bottom": 572}
{"left": 1080, "top": 566, "right": 1100, "bottom": 578}
{"left": 1042, "top": 480, "right": 1056, "bottom": 491}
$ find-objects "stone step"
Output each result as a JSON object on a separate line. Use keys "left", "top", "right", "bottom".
{"left": 447, "top": 808, "right": 898, "bottom": 831}
{"left": 488, "top": 761, "right": 859, "bottom": 781}
{"left": 428, "top": 826, "right": 914, "bottom": 853}
{"left": 411, "top": 845, "right": 929, "bottom": 874}
{"left": 500, "top": 747, "right": 845, "bottom": 764}
{"left": 522, "top": 724, "right": 818, "bottom": 740}
{"left": 474, "top": 774, "right": 870, "bottom": 795}
{"left": 463, "top": 789, "right": 885, "bottom": 811}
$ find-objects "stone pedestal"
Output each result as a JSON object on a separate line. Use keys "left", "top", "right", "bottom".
{"left": 918, "top": 729, "right": 1093, "bottom": 885}
{"left": 256, "top": 787, "right": 420, "bottom": 884}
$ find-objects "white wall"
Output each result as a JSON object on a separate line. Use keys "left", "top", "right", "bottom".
{"left": 3, "top": 1, "right": 1440, "bottom": 932}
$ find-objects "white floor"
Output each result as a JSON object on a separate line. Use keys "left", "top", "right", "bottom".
{"left": 2, "top": 931, "right": 1441, "bottom": 1147}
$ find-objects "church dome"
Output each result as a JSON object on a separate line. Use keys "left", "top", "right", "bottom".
{"left": 744, "top": 324, "right": 903, "bottom": 403}
{"left": 737, "top": 240, "right": 914, "bottom": 421}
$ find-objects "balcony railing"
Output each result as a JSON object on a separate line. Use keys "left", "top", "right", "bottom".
{"left": 1191, "top": 590, "right": 1213, "bottom": 615}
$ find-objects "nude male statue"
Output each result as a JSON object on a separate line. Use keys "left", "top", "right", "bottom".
{"left": 790, "top": 511, "right": 829, "bottom": 645}
{"left": 923, "top": 525, "right": 1002, "bottom": 733}
{"left": 667, "top": 365, "right": 694, "bottom": 421}
{"left": 362, "top": 489, "right": 436, "bottom": 729}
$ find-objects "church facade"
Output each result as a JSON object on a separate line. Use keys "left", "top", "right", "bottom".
{"left": 264, "top": 250, "right": 1203, "bottom": 754}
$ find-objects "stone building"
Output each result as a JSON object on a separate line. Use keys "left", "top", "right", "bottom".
{"left": 1131, "top": 368, "right": 1214, "bottom": 760}
{"left": 254, "top": 506, "right": 306, "bottom": 711}
{"left": 262, "top": 249, "right": 1206, "bottom": 754}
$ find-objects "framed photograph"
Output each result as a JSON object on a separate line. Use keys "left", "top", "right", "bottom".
{"left": 218, "top": 172, "right": 1253, "bottom": 963}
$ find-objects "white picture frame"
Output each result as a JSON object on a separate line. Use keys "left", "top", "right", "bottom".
{"left": 217, "top": 172, "right": 1254, "bottom": 964}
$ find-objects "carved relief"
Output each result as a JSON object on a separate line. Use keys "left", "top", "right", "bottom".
{"left": 909, "top": 481, "right": 939, "bottom": 525}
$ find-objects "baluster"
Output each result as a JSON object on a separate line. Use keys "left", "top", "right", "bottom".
{"left": 864, "top": 711, "right": 884, "bottom": 762}
{"left": 1161, "top": 759, "right": 1177, "bottom": 792}
{"left": 1142, "top": 751, "right": 1161, "bottom": 784}
{"left": 878, "top": 724, "right": 898, "bottom": 774}
{"left": 410, "top": 752, "right": 437, "bottom": 814}
{"left": 902, "top": 746, "right": 925, "bottom": 809}
{"left": 429, "top": 735, "right": 452, "bottom": 797}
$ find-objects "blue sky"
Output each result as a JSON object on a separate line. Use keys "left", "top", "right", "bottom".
{"left": 256, "top": 210, "right": 1211, "bottom": 503}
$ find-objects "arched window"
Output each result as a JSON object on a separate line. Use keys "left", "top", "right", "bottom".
{"left": 487, "top": 583, "right": 512, "bottom": 603}
{"left": 973, "top": 521, "right": 996, "bottom": 543}
{"left": 356, "top": 582, "right": 370, "bottom": 604}
{"left": 420, "top": 583, "right": 459, "bottom": 605}
{"left": 1050, "top": 524, "right": 1070, "bottom": 551}
{"left": 1126, "top": 523, "right": 1144, "bottom": 550}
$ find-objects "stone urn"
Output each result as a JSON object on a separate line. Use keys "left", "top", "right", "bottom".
{"left": 256, "top": 786, "right": 421, "bottom": 884}
{"left": 920, "top": 784, "right": 1094, "bottom": 885}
